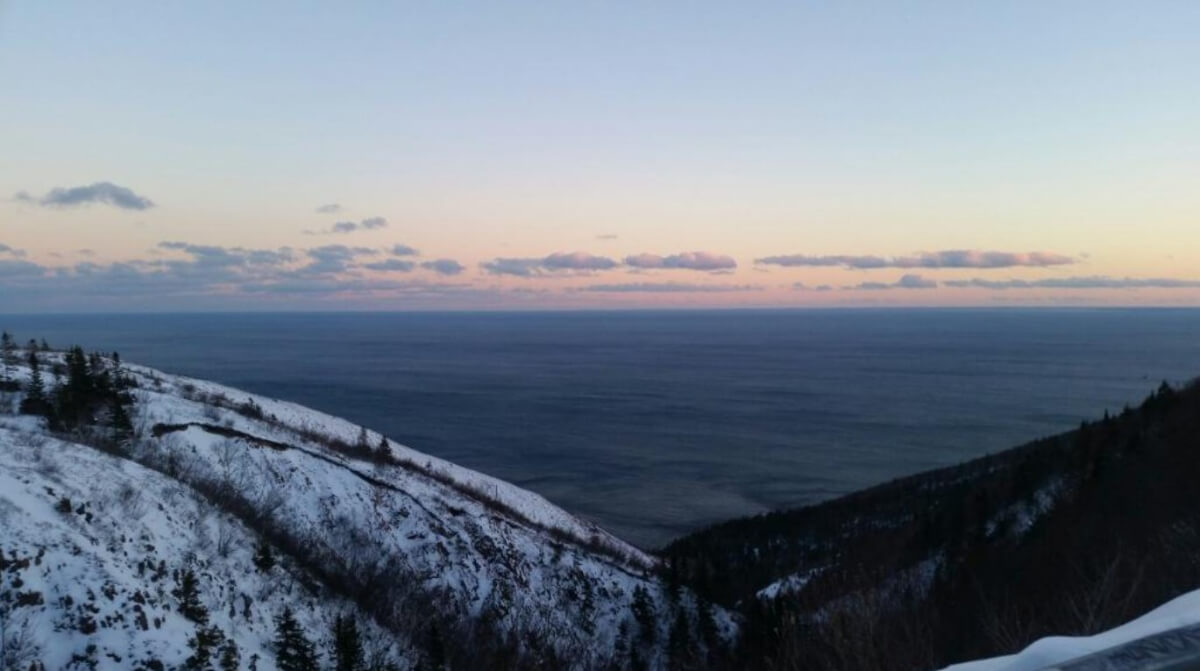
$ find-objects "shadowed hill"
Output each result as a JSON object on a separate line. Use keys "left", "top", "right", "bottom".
{"left": 666, "top": 379, "right": 1200, "bottom": 670}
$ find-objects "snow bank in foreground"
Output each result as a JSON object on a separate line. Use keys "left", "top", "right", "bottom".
{"left": 944, "top": 588, "right": 1200, "bottom": 671}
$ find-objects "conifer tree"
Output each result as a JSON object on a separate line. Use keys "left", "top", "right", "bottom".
{"left": 218, "top": 637, "right": 241, "bottom": 671}
{"left": 253, "top": 540, "right": 276, "bottom": 573}
{"left": 356, "top": 426, "right": 371, "bottom": 455}
{"left": 184, "top": 625, "right": 225, "bottom": 670}
{"left": 631, "top": 586, "right": 657, "bottom": 646}
{"left": 331, "top": 614, "right": 364, "bottom": 671}
{"left": 424, "top": 623, "right": 446, "bottom": 671}
{"left": 698, "top": 599, "right": 721, "bottom": 660}
{"left": 667, "top": 609, "right": 691, "bottom": 671}
{"left": 173, "top": 569, "right": 209, "bottom": 624}
{"left": 109, "top": 396, "right": 134, "bottom": 440}
{"left": 374, "top": 436, "right": 392, "bottom": 463}
{"left": 273, "top": 607, "right": 319, "bottom": 671}
{"left": 19, "top": 349, "right": 51, "bottom": 418}
{"left": 0, "top": 331, "right": 15, "bottom": 386}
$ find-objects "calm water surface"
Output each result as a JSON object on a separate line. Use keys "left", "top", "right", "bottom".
{"left": 4, "top": 309, "right": 1199, "bottom": 548}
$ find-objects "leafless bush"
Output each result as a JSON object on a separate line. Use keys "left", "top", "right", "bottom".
{"left": 116, "top": 482, "right": 147, "bottom": 519}
{"left": 1062, "top": 551, "right": 1145, "bottom": 635}
{"left": 215, "top": 518, "right": 238, "bottom": 559}
{"left": 0, "top": 609, "right": 42, "bottom": 670}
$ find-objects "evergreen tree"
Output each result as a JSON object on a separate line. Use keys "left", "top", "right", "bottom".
{"left": 273, "top": 607, "right": 319, "bottom": 671}
{"left": 57, "top": 346, "right": 94, "bottom": 425}
{"left": 331, "top": 614, "right": 365, "bottom": 671}
{"left": 184, "top": 625, "right": 225, "bottom": 670}
{"left": 374, "top": 436, "right": 392, "bottom": 463}
{"left": 109, "top": 396, "right": 134, "bottom": 440}
{"left": 253, "top": 540, "right": 276, "bottom": 573}
{"left": 0, "top": 330, "right": 15, "bottom": 386}
{"left": 611, "top": 622, "right": 630, "bottom": 671}
{"left": 19, "top": 349, "right": 51, "bottom": 418}
{"left": 631, "top": 586, "right": 657, "bottom": 646}
{"left": 218, "top": 637, "right": 241, "bottom": 671}
{"left": 173, "top": 569, "right": 209, "bottom": 624}
{"left": 424, "top": 623, "right": 446, "bottom": 671}
{"left": 667, "top": 609, "right": 691, "bottom": 671}
{"left": 697, "top": 599, "right": 721, "bottom": 660}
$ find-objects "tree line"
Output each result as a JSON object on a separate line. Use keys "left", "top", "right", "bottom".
{"left": 2, "top": 331, "right": 134, "bottom": 445}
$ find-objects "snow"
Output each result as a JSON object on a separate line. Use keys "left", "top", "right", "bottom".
{"left": 756, "top": 567, "right": 824, "bottom": 600}
{"left": 986, "top": 478, "right": 1064, "bottom": 539}
{"left": 0, "top": 350, "right": 731, "bottom": 669}
{"left": 0, "top": 419, "right": 405, "bottom": 670}
{"left": 943, "top": 588, "right": 1200, "bottom": 671}
{"left": 124, "top": 362, "right": 655, "bottom": 571}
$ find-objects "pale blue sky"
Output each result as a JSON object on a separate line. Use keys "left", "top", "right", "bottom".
{"left": 2, "top": 1, "right": 1198, "bottom": 310}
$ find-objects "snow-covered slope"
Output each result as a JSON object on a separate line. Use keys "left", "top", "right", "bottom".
{"left": 0, "top": 416, "right": 404, "bottom": 670}
{"left": 944, "top": 588, "right": 1200, "bottom": 671}
{"left": 0, "top": 349, "right": 732, "bottom": 669}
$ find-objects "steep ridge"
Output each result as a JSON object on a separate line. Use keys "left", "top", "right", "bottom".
{"left": 0, "top": 344, "right": 732, "bottom": 670}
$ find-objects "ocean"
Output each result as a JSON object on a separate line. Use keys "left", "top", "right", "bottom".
{"left": 3, "top": 309, "right": 1199, "bottom": 548}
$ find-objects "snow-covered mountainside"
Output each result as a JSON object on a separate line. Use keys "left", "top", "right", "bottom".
{"left": 0, "top": 344, "right": 731, "bottom": 670}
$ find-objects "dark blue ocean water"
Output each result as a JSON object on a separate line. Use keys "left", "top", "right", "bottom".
{"left": 3, "top": 309, "right": 1199, "bottom": 548}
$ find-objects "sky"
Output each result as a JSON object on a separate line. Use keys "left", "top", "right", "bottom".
{"left": 1, "top": 1, "right": 1198, "bottom": 311}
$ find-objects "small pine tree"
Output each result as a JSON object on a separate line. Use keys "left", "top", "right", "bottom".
{"left": 173, "top": 569, "right": 209, "bottom": 624}
{"left": 424, "top": 623, "right": 446, "bottom": 671}
{"left": 331, "top": 614, "right": 365, "bottom": 671}
{"left": 218, "top": 637, "right": 241, "bottom": 671}
{"left": 109, "top": 396, "right": 134, "bottom": 440}
{"left": 698, "top": 599, "right": 721, "bottom": 659}
{"left": 253, "top": 540, "right": 276, "bottom": 573}
{"left": 273, "top": 607, "right": 319, "bottom": 671}
{"left": 19, "top": 349, "right": 51, "bottom": 418}
{"left": 0, "top": 330, "right": 15, "bottom": 385}
{"left": 631, "top": 586, "right": 657, "bottom": 646}
{"left": 667, "top": 609, "right": 691, "bottom": 671}
{"left": 184, "top": 625, "right": 225, "bottom": 670}
{"left": 374, "top": 436, "right": 392, "bottom": 463}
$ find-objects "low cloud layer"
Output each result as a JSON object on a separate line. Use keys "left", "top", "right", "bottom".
{"left": 577, "top": 282, "right": 759, "bottom": 293}
{"left": 0, "top": 244, "right": 26, "bottom": 258}
{"left": 757, "top": 250, "right": 1075, "bottom": 270}
{"left": 307, "top": 217, "right": 389, "bottom": 235}
{"left": 0, "top": 258, "right": 43, "bottom": 278}
{"left": 0, "top": 241, "right": 474, "bottom": 310}
{"left": 482, "top": 250, "right": 739, "bottom": 277}
{"left": 314, "top": 203, "right": 342, "bottom": 214}
{"left": 482, "top": 252, "right": 619, "bottom": 277}
{"left": 363, "top": 259, "right": 416, "bottom": 272}
{"left": 624, "top": 251, "right": 737, "bottom": 271}
{"left": 846, "top": 274, "right": 939, "bottom": 290}
{"left": 15, "top": 182, "right": 155, "bottom": 210}
{"left": 422, "top": 259, "right": 465, "bottom": 276}
{"left": 945, "top": 276, "right": 1200, "bottom": 290}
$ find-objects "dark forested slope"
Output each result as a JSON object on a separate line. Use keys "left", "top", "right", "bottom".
{"left": 666, "top": 380, "right": 1200, "bottom": 670}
